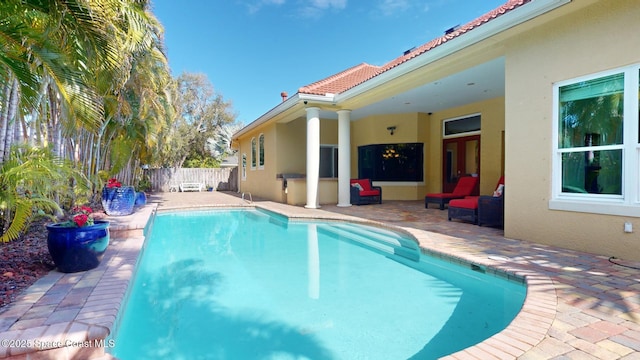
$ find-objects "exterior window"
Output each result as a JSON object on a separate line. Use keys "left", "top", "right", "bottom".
{"left": 444, "top": 114, "right": 481, "bottom": 137}
{"left": 242, "top": 154, "right": 247, "bottom": 180}
{"left": 551, "top": 65, "right": 640, "bottom": 216}
{"left": 251, "top": 137, "right": 256, "bottom": 169}
{"left": 319, "top": 145, "right": 338, "bottom": 178}
{"left": 558, "top": 73, "right": 624, "bottom": 195}
{"left": 357, "top": 143, "right": 424, "bottom": 182}
{"left": 259, "top": 134, "right": 265, "bottom": 168}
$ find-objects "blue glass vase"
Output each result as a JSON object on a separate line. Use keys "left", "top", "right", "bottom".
{"left": 102, "top": 186, "right": 136, "bottom": 216}
{"left": 134, "top": 191, "right": 147, "bottom": 206}
{"left": 46, "top": 220, "right": 110, "bottom": 273}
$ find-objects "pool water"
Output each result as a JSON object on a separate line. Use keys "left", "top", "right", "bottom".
{"left": 110, "top": 209, "right": 525, "bottom": 360}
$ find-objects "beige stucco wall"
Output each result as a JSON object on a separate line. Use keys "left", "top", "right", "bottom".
{"left": 237, "top": 122, "right": 281, "bottom": 201}
{"left": 239, "top": 117, "right": 341, "bottom": 205}
{"left": 275, "top": 119, "right": 306, "bottom": 175}
{"left": 504, "top": 0, "right": 640, "bottom": 259}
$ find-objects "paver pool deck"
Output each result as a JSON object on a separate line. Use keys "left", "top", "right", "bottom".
{"left": 0, "top": 191, "right": 639, "bottom": 359}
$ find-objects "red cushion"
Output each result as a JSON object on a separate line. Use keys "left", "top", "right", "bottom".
{"left": 350, "top": 179, "right": 372, "bottom": 191}
{"left": 452, "top": 176, "right": 479, "bottom": 196}
{"left": 360, "top": 190, "right": 380, "bottom": 196}
{"left": 449, "top": 198, "right": 478, "bottom": 209}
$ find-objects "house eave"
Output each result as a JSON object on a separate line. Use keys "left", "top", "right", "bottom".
{"left": 232, "top": 92, "right": 336, "bottom": 140}
{"left": 232, "top": 93, "right": 300, "bottom": 139}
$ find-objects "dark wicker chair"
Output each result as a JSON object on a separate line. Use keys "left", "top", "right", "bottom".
{"left": 448, "top": 197, "right": 479, "bottom": 224}
{"left": 478, "top": 190, "right": 504, "bottom": 228}
{"left": 425, "top": 176, "right": 478, "bottom": 210}
{"left": 350, "top": 179, "right": 382, "bottom": 205}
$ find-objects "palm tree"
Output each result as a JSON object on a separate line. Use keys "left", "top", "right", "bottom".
{"left": 0, "top": 0, "right": 109, "bottom": 154}
{"left": 0, "top": 0, "right": 174, "bottom": 240}
{"left": 91, "top": 0, "right": 174, "bottom": 185}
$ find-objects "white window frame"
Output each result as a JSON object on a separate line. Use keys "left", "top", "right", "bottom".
{"left": 443, "top": 113, "right": 481, "bottom": 139}
{"left": 250, "top": 137, "right": 257, "bottom": 170}
{"left": 241, "top": 153, "right": 247, "bottom": 180}
{"left": 549, "top": 64, "right": 640, "bottom": 217}
{"left": 258, "top": 133, "right": 265, "bottom": 170}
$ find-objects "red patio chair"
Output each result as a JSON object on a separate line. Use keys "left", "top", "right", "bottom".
{"left": 448, "top": 176, "right": 504, "bottom": 224}
{"left": 424, "top": 176, "right": 479, "bottom": 210}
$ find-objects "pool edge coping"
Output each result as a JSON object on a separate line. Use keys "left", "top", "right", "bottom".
{"left": 0, "top": 202, "right": 555, "bottom": 359}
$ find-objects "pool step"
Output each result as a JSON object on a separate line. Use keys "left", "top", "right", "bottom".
{"left": 317, "top": 223, "right": 419, "bottom": 262}
{"left": 244, "top": 209, "right": 288, "bottom": 228}
{"left": 330, "top": 223, "right": 419, "bottom": 250}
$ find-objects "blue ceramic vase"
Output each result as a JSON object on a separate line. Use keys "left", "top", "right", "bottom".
{"left": 102, "top": 186, "right": 135, "bottom": 216}
{"left": 134, "top": 191, "right": 147, "bottom": 206}
{"left": 46, "top": 220, "right": 110, "bottom": 273}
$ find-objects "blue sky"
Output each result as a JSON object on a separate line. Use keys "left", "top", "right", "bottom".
{"left": 151, "top": 0, "right": 506, "bottom": 125}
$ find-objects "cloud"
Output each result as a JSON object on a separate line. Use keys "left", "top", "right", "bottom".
{"left": 245, "top": 0, "right": 287, "bottom": 14}
{"left": 376, "top": 0, "right": 429, "bottom": 16}
{"left": 310, "top": 0, "right": 347, "bottom": 10}
{"left": 246, "top": 0, "right": 347, "bottom": 18}
{"left": 298, "top": 0, "right": 347, "bottom": 18}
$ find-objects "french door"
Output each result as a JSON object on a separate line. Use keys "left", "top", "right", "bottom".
{"left": 442, "top": 135, "right": 480, "bottom": 192}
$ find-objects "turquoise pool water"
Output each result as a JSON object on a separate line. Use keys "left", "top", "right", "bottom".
{"left": 110, "top": 209, "right": 525, "bottom": 360}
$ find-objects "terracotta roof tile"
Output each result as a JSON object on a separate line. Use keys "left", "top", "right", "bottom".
{"left": 299, "top": 0, "right": 531, "bottom": 96}
{"left": 298, "top": 63, "right": 381, "bottom": 96}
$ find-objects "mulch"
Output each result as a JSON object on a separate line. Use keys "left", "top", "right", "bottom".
{"left": 0, "top": 217, "right": 55, "bottom": 310}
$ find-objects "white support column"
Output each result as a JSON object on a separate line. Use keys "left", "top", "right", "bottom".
{"left": 305, "top": 107, "right": 321, "bottom": 209}
{"left": 337, "top": 109, "right": 352, "bottom": 207}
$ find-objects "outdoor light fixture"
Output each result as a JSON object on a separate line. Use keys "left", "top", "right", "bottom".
{"left": 387, "top": 126, "right": 396, "bottom": 135}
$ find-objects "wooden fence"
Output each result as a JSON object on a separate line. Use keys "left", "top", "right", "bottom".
{"left": 149, "top": 167, "right": 238, "bottom": 192}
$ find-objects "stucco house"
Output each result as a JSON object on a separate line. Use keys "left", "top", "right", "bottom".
{"left": 232, "top": 0, "right": 640, "bottom": 261}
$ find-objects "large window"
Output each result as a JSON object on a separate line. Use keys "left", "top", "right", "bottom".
{"left": 358, "top": 143, "right": 423, "bottom": 182}
{"left": 551, "top": 65, "right": 640, "bottom": 215}
{"left": 320, "top": 145, "right": 338, "bottom": 178}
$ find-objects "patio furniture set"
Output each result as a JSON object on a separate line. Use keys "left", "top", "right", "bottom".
{"left": 425, "top": 175, "right": 504, "bottom": 228}
{"left": 351, "top": 176, "right": 505, "bottom": 228}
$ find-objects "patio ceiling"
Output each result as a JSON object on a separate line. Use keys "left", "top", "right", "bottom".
{"left": 319, "top": 57, "right": 506, "bottom": 121}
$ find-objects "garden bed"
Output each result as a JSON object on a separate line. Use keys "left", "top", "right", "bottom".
{"left": 0, "top": 218, "right": 54, "bottom": 310}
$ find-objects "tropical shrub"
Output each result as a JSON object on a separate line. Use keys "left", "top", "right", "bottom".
{"left": 0, "top": 145, "right": 91, "bottom": 243}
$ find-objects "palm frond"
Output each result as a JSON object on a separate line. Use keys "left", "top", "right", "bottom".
{"left": 0, "top": 199, "right": 31, "bottom": 243}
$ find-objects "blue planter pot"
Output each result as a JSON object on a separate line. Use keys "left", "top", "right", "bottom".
{"left": 134, "top": 191, "right": 147, "bottom": 206}
{"left": 46, "top": 220, "right": 110, "bottom": 273}
{"left": 102, "top": 186, "right": 135, "bottom": 216}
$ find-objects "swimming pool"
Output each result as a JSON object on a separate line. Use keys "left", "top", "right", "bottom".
{"left": 110, "top": 208, "right": 525, "bottom": 359}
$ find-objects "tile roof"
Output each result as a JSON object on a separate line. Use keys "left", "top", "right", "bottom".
{"left": 298, "top": 0, "right": 531, "bottom": 96}
{"left": 298, "top": 63, "right": 381, "bottom": 96}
